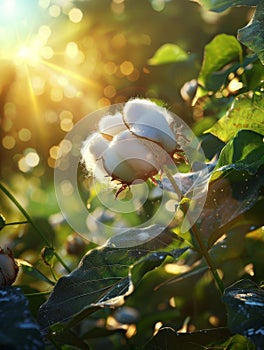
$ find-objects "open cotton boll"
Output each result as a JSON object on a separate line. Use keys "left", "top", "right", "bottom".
{"left": 81, "top": 133, "right": 109, "bottom": 177}
{"left": 102, "top": 130, "right": 159, "bottom": 184}
{"left": 81, "top": 133, "right": 109, "bottom": 162}
{"left": 98, "top": 112, "right": 127, "bottom": 139}
{"left": 123, "top": 98, "right": 178, "bottom": 154}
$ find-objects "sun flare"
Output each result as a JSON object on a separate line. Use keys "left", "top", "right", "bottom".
{"left": 0, "top": 0, "right": 105, "bottom": 167}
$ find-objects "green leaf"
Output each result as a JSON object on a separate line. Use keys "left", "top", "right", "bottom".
{"left": 223, "top": 279, "right": 264, "bottom": 349}
{"left": 195, "top": 1, "right": 264, "bottom": 64}
{"left": 144, "top": 327, "right": 255, "bottom": 349}
{"left": 207, "top": 87, "right": 264, "bottom": 142}
{"left": 38, "top": 229, "right": 187, "bottom": 329}
{"left": 238, "top": 2, "right": 264, "bottom": 64}
{"left": 194, "top": 0, "right": 259, "bottom": 12}
{"left": 197, "top": 172, "right": 263, "bottom": 248}
{"left": 215, "top": 130, "right": 264, "bottom": 172}
{"left": 0, "top": 286, "right": 44, "bottom": 349}
{"left": 148, "top": 43, "right": 189, "bottom": 65}
{"left": 196, "top": 34, "right": 242, "bottom": 96}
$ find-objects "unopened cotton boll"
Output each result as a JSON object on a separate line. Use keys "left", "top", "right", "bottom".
{"left": 0, "top": 248, "right": 19, "bottom": 286}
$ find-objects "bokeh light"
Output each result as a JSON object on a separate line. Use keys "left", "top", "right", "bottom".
{"left": 18, "top": 128, "right": 32, "bottom": 142}
{"left": 68, "top": 8, "right": 83, "bottom": 23}
{"left": 2, "top": 135, "right": 16, "bottom": 150}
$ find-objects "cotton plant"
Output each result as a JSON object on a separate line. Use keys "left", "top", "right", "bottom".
{"left": 53, "top": 97, "right": 217, "bottom": 273}
{"left": 81, "top": 98, "right": 210, "bottom": 198}
{"left": 79, "top": 98, "right": 224, "bottom": 292}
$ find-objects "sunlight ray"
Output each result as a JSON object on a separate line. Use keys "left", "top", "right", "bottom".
{"left": 40, "top": 59, "right": 100, "bottom": 89}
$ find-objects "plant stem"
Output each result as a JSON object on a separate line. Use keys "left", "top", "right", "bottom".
{"left": 183, "top": 203, "right": 224, "bottom": 294}
{"left": 5, "top": 221, "right": 29, "bottom": 226}
{"left": 25, "top": 290, "right": 52, "bottom": 297}
{"left": 163, "top": 167, "right": 224, "bottom": 294}
{"left": 0, "top": 182, "right": 71, "bottom": 273}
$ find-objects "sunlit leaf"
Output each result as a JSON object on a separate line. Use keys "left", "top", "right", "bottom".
{"left": 223, "top": 279, "right": 264, "bottom": 349}
{"left": 207, "top": 89, "right": 264, "bottom": 142}
{"left": 214, "top": 130, "right": 264, "bottom": 172}
{"left": 196, "top": 1, "right": 264, "bottom": 66}
{"left": 0, "top": 286, "right": 44, "bottom": 349}
{"left": 238, "top": 2, "right": 264, "bottom": 64}
{"left": 38, "top": 229, "right": 187, "bottom": 329}
{"left": 195, "top": 34, "right": 242, "bottom": 100}
{"left": 148, "top": 43, "right": 189, "bottom": 65}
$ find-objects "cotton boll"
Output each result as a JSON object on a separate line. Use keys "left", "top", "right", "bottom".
{"left": 88, "top": 133, "right": 110, "bottom": 158}
{"left": 0, "top": 248, "right": 19, "bottom": 286}
{"left": 102, "top": 130, "right": 159, "bottom": 183}
{"left": 81, "top": 99, "right": 184, "bottom": 196}
{"left": 123, "top": 98, "right": 178, "bottom": 154}
{"left": 98, "top": 112, "right": 127, "bottom": 139}
{"left": 81, "top": 133, "right": 109, "bottom": 177}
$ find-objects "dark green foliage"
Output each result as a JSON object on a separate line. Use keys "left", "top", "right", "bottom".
{"left": 144, "top": 327, "right": 255, "bottom": 350}
{"left": 223, "top": 279, "right": 264, "bottom": 349}
{"left": 0, "top": 287, "right": 44, "bottom": 349}
{"left": 38, "top": 232, "right": 187, "bottom": 328}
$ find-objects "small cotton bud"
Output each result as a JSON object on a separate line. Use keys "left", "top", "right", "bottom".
{"left": 0, "top": 247, "right": 19, "bottom": 286}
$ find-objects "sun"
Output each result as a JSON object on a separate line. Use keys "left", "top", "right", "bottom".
{"left": 0, "top": 0, "right": 101, "bottom": 120}
{"left": 0, "top": 0, "right": 100, "bottom": 95}
{"left": 15, "top": 44, "right": 40, "bottom": 66}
